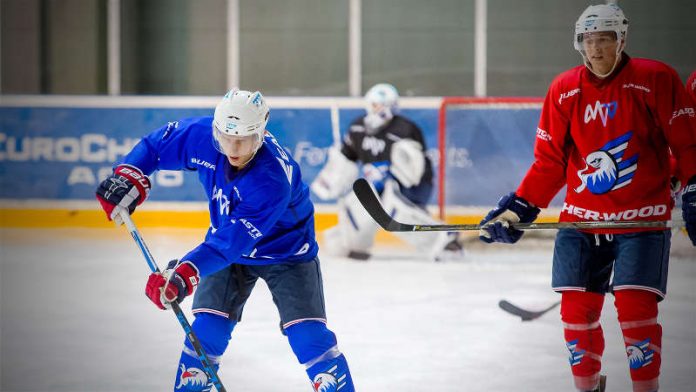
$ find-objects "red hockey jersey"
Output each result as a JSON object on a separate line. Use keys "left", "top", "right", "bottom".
{"left": 517, "top": 56, "right": 696, "bottom": 233}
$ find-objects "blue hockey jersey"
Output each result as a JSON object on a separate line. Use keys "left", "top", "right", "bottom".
{"left": 120, "top": 117, "right": 319, "bottom": 276}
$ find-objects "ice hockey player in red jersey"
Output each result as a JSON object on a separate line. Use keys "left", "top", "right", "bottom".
{"left": 478, "top": 3, "right": 696, "bottom": 392}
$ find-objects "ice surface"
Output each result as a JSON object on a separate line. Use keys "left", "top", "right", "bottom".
{"left": 1, "top": 228, "right": 694, "bottom": 391}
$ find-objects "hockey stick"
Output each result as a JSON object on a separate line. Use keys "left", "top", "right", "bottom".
{"left": 119, "top": 211, "right": 227, "bottom": 392}
{"left": 498, "top": 299, "right": 560, "bottom": 321}
{"left": 352, "top": 178, "right": 681, "bottom": 232}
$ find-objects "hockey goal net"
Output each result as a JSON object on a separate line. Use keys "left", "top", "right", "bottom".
{"left": 436, "top": 97, "right": 544, "bottom": 222}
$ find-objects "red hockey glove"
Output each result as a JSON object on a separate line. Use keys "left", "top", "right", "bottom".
{"left": 96, "top": 164, "right": 151, "bottom": 221}
{"left": 145, "top": 260, "right": 200, "bottom": 310}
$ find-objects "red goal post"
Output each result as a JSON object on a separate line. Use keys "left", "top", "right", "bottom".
{"left": 437, "top": 97, "right": 544, "bottom": 221}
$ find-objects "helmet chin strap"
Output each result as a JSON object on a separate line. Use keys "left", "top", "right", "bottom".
{"left": 582, "top": 41, "right": 624, "bottom": 79}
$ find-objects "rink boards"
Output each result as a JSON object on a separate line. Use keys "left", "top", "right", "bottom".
{"left": 0, "top": 96, "right": 557, "bottom": 228}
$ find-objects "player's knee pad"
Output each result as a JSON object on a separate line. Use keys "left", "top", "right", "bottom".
{"left": 185, "top": 312, "right": 236, "bottom": 357}
{"left": 174, "top": 313, "right": 236, "bottom": 392}
{"left": 560, "top": 291, "right": 605, "bottom": 391}
{"left": 614, "top": 289, "right": 661, "bottom": 388}
{"left": 614, "top": 289, "right": 658, "bottom": 321}
{"left": 323, "top": 191, "right": 378, "bottom": 256}
{"left": 285, "top": 321, "right": 355, "bottom": 392}
{"left": 560, "top": 291, "right": 604, "bottom": 323}
{"left": 285, "top": 320, "right": 337, "bottom": 364}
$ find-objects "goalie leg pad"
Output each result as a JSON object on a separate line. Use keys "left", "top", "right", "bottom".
{"left": 560, "top": 291, "right": 605, "bottom": 392}
{"left": 310, "top": 147, "right": 359, "bottom": 200}
{"left": 286, "top": 321, "right": 355, "bottom": 392}
{"left": 323, "top": 191, "right": 379, "bottom": 257}
{"left": 174, "top": 312, "right": 236, "bottom": 391}
{"left": 380, "top": 180, "right": 455, "bottom": 259}
{"left": 614, "top": 289, "right": 661, "bottom": 392}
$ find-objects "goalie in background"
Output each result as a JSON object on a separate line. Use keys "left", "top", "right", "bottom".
{"left": 311, "top": 83, "right": 463, "bottom": 261}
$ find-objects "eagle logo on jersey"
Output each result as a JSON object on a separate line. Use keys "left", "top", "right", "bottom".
{"left": 574, "top": 131, "right": 638, "bottom": 195}
{"left": 626, "top": 338, "right": 654, "bottom": 369}
{"left": 175, "top": 364, "right": 210, "bottom": 391}
{"left": 566, "top": 339, "right": 586, "bottom": 366}
{"left": 312, "top": 372, "right": 338, "bottom": 392}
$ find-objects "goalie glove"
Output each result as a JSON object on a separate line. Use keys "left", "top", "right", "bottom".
{"left": 682, "top": 175, "right": 696, "bottom": 246}
{"left": 479, "top": 192, "right": 540, "bottom": 244}
{"left": 96, "top": 164, "right": 151, "bottom": 223}
{"left": 145, "top": 260, "right": 200, "bottom": 310}
{"left": 390, "top": 139, "right": 425, "bottom": 188}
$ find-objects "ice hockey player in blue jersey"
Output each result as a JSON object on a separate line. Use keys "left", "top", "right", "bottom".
{"left": 311, "top": 83, "right": 463, "bottom": 261}
{"left": 96, "top": 89, "right": 355, "bottom": 392}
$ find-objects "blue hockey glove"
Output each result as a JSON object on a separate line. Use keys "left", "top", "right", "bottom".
{"left": 479, "top": 192, "right": 540, "bottom": 244}
{"left": 682, "top": 175, "right": 696, "bottom": 246}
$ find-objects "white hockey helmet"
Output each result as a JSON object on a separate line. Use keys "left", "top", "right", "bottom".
{"left": 212, "top": 89, "right": 269, "bottom": 155}
{"left": 363, "top": 83, "right": 399, "bottom": 133}
{"left": 574, "top": 3, "right": 628, "bottom": 57}
{"left": 365, "top": 83, "right": 399, "bottom": 113}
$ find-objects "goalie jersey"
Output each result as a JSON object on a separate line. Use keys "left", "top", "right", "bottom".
{"left": 340, "top": 114, "right": 434, "bottom": 187}
{"left": 119, "top": 117, "right": 318, "bottom": 276}
{"left": 516, "top": 56, "right": 696, "bottom": 232}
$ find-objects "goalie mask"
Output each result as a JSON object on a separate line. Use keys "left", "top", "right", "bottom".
{"left": 364, "top": 83, "right": 399, "bottom": 133}
{"left": 212, "top": 89, "right": 270, "bottom": 165}
{"left": 574, "top": 3, "right": 628, "bottom": 78}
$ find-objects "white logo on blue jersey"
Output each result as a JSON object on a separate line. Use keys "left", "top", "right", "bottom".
{"left": 191, "top": 158, "right": 216, "bottom": 170}
{"left": 268, "top": 133, "right": 293, "bottom": 184}
{"left": 574, "top": 131, "right": 638, "bottom": 195}
{"left": 626, "top": 338, "right": 654, "bottom": 369}
{"left": 239, "top": 218, "right": 262, "bottom": 239}
{"left": 566, "top": 339, "right": 585, "bottom": 366}
{"left": 212, "top": 186, "right": 230, "bottom": 216}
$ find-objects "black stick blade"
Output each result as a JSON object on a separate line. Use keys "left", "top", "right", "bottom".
{"left": 352, "top": 179, "right": 413, "bottom": 231}
{"left": 498, "top": 299, "right": 560, "bottom": 322}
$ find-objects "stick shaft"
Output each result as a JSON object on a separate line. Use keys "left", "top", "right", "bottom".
{"left": 119, "top": 212, "right": 227, "bottom": 392}
{"left": 352, "top": 179, "right": 682, "bottom": 232}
